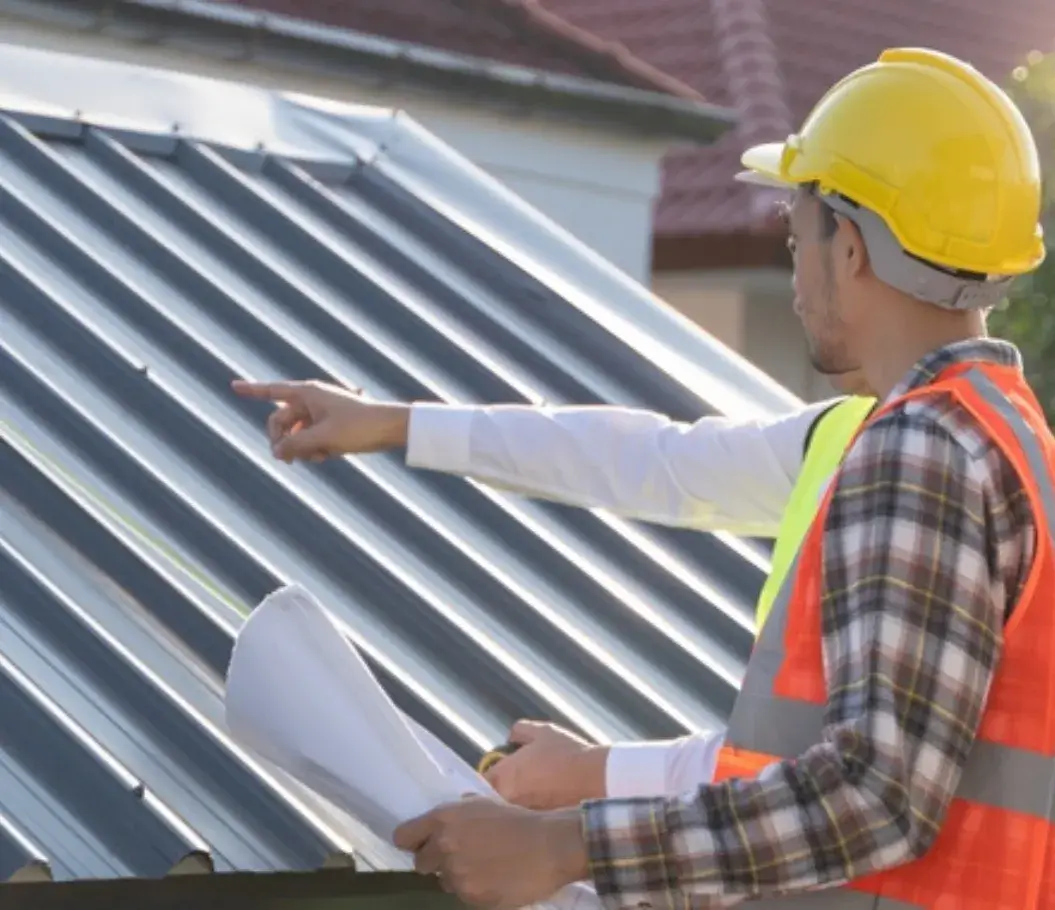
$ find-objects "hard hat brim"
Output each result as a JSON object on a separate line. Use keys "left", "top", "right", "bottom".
{"left": 734, "top": 142, "right": 792, "bottom": 188}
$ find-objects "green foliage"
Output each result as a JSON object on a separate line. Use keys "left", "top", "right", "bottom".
{"left": 988, "top": 50, "right": 1055, "bottom": 423}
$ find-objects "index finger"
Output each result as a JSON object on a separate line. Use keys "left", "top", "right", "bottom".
{"left": 509, "top": 720, "right": 547, "bottom": 744}
{"left": 231, "top": 379, "right": 306, "bottom": 402}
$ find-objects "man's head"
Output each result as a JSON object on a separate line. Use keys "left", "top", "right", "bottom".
{"left": 784, "top": 183, "right": 1004, "bottom": 392}
{"left": 744, "top": 47, "right": 1044, "bottom": 395}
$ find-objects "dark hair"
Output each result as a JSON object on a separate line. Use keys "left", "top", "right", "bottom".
{"left": 818, "top": 200, "right": 839, "bottom": 239}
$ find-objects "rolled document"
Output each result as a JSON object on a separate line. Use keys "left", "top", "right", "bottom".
{"left": 223, "top": 583, "right": 600, "bottom": 910}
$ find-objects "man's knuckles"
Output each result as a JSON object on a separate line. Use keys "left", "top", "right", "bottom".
{"left": 434, "top": 828, "right": 460, "bottom": 855}
{"left": 485, "top": 765, "right": 510, "bottom": 796}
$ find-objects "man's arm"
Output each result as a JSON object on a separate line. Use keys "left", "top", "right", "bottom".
{"left": 230, "top": 377, "right": 838, "bottom": 537}
{"left": 406, "top": 399, "right": 840, "bottom": 537}
{"left": 578, "top": 410, "right": 1006, "bottom": 902}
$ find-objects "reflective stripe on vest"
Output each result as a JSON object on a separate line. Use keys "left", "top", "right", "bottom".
{"left": 755, "top": 395, "right": 875, "bottom": 631}
{"left": 715, "top": 365, "right": 1055, "bottom": 909}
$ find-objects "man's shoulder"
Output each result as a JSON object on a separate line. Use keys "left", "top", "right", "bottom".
{"left": 889, "top": 392, "right": 1002, "bottom": 462}
{"left": 828, "top": 397, "right": 1014, "bottom": 538}
{"left": 855, "top": 392, "right": 1012, "bottom": 488}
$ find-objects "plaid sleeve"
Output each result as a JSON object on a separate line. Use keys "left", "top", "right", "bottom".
{"left": 581, "top": 408, "right": 1013, "bottom": 906}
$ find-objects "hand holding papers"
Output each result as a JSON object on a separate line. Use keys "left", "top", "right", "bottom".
{"left": 223, "top": 584, "right": 600, "bottom": 910}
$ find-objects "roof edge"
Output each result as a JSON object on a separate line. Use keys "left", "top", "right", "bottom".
{"left": 485, "top": 0, "right": 708, "bottom": 101}
{"left": 0, "top": 0, "right": 736, "bottom": 144}
{"left": 0, "top": 868, "right": 463, "bottom": 910}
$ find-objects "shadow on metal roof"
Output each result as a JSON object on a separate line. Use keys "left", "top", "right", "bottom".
{"left": 2, "top": 866, "right": 460, "bottom": 909}
{"left": 0, "top": 42, "right": 791, "bottom": 898}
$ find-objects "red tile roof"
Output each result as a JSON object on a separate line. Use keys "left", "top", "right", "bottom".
{"left": 540, "top": 0, "right": 1055, "bottom": 239}
{"left": 210, "top": 0, "right": 704, "bottom": 101}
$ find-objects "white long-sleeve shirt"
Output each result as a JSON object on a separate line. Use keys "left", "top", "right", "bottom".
{"left": 404, "top": 398, "right": 839, "bottom": 797}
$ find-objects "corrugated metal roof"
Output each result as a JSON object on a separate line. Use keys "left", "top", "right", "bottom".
{"left": 0, "top": 47, "right": 795, "bottom": 884}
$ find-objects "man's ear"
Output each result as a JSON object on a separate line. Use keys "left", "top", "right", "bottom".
{"left": 833, "top": 214, "right": 870, "bottom": 279}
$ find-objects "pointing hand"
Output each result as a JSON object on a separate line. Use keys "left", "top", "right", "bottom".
{"left": 231, "top": 378, "right": 410, "bottom": 463}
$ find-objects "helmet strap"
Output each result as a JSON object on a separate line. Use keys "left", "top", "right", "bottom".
{"left": 821, "top": 193, "right": 1013, "bottom": 311}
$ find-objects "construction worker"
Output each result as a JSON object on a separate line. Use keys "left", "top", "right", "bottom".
{"left": 238, "top": 46, "right": 1052, "bottom": 908}
{"left": 233, "top": 370, "right": 876, "bottom": 807}
{"left": 377, "top": 47, "right": 1051, "bottom": 909}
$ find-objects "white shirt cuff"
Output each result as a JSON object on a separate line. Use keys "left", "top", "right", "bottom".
{"left": 406, "top": 403, "right": 476, "bottom": 474}
{"left": 605, "top": 739, "right": 682, "bottom": 798}
{"left": 605, "top": 732, "right": 725, "bottom": 798}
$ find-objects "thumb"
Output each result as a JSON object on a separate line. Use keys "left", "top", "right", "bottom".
{"left": 272, "top": 421, "right": 333, "bottom": 462}
{"left": 392, "top": 810, "right": 436, "bottom": 852}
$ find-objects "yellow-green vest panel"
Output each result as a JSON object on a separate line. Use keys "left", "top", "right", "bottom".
{"left": 754, "top": 396, "right": 876, "bottom": 632}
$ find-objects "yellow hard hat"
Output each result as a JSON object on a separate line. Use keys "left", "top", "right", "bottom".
{"left": 738, "top": 47, "right": 1045, "bottom": 282}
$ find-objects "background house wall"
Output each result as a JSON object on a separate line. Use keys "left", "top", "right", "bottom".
{"left": 650, "top": 270, "right": 745, "bottom": 353}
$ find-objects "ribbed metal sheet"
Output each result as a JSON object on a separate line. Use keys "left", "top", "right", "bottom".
{"left": 0, "top": 108, "right": 771, "bottom": 881}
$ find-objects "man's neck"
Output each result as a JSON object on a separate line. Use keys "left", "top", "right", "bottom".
{"left": 862, "top": 310, "right": 987, "bottom": 401}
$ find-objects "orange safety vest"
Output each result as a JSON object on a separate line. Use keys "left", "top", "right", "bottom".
{"left": 713, "top": 361, "right": 1055, "bottom": 909}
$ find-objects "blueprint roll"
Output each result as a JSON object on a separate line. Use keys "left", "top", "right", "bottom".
{"left": 223, "top": 584, "right": 460, "bottom": 845}
{"left": 223, "top": 583, "right": 600, "bottom": 910}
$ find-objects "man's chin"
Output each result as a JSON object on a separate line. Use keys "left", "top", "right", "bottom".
{"left": 809, "top": 350, "right": 858, "bottom": 377}
{"left": 809, "top": 357, "right": 846, "bottom": 377}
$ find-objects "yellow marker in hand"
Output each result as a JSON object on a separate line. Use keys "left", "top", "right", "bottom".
{"left": 476, "top": 742, "right": 520, "bottom": 775}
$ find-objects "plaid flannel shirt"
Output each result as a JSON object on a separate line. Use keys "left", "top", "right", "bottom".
{"left": 581, "top": 339, "right": 1036, "bottom": 907}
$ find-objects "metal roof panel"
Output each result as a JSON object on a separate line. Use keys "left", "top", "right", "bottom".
{"left": 0, "top": 49, "right": 784, "bottom": 884}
